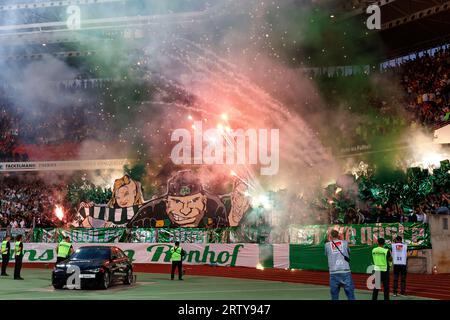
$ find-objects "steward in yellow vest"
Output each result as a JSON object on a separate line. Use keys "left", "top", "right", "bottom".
{"left": 1, "top": 235, "right": 11, "bottom": 276}
{"left": 56, "top": 236, "right": 74, "bottom": 263}
{"left": 14, "top": 235, "right": 24, "bottom": 280}
{"left": 170, "top": 241, "right": 185, "bottom": 280}
{"left": 371, "top": 238, "right": 392, "bottom": 301}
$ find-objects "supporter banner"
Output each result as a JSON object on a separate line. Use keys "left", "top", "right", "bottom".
{"left": 32, "top": 228, "right": 240, "bottom": 244}
{"left": 288, "top": 222, "right": 431, "bottom": 249}
{"left": 0, "top": 242, "right": 431, "bottom": 272}
{"left": 2, "top": 243, "right": 260, "bottom": 267}
{"left": 273, "top": 244, "right": 289, "bottom": 269}
{"left": 289, "top": 244, "right": 374, "bottom": 273}
{"left": 0, "top": 159, "right": 129, "bottom": 172}
{"left": 74, "top": 170, "right": 252, "bottom": 229}
{"left": 131, "top": 229, "right": 158, "bottom": 243}
{"left": 33, "top": 228, "right": 127, "bottom": 243}
{"left": 157, "top": 229, "right": 207, "bottom": 243}
{"left": 0, "top": 228, "right": 33, "bottom": 241}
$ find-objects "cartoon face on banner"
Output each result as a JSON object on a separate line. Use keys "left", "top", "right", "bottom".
{"left": 76, "top": 175, "right": 144, "bottom": 228}
{"left": 127, "top": 170, "right": 251, "bottom": 228}
{"left": 108, "top": 175, "right": 144, "bottom": 208}
{"left": 228, "top": 180, "right": 251, "bottom": 227}
{"left": 76, "top": 171, "right": 251, "bottom": 228}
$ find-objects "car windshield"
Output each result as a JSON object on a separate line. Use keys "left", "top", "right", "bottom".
{"left": 71, "top": 247, "right": 111, "bottom": 260}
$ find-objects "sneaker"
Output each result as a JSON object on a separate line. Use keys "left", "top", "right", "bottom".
{"left": 14, "top": 277, "right": 24, "bottom": 280}
{"left": 393, "top": 293, "right": 398, "bottom": 297}
{"left": 1, "top": 273, "right": 8, "bottom": 276}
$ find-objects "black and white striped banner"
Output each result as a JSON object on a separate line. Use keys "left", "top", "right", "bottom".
{"left": 78, "top": 205, "right": 140, "bottom": 225}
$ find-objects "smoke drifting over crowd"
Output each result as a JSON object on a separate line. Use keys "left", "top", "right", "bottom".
{"left": 1, "top": 0, "right": 448, "bottom": 218}
{"left": 1, "top": 1, "right": 338, "bottom": 188}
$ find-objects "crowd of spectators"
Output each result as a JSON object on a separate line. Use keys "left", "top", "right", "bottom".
{"left": 0, "top": 175, "right": 67, "bottom": 229}
{"left": 327, "top": 191, "right": 450, "bottom": 225}
{"left": 0, "top": 105, "right": 19, "bottom": 161}
{"left": 395, "top": 49, "right": 450, "bottom": 127}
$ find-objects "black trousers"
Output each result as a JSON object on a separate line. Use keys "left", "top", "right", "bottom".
{"left": 14, "top": 255, "right": 23, "bottom": 279}
{"left": 1, "top": 254, "right": 9, "bottom": 275}
{"left": 56, "top": 257, "right": 67, "bottom": 263}
{"left": 171, "top": 261, "right": 182, "bottom": 280}
{"left": 393, "top": 265, "right": 407, "bottom": 294}
{"left": 372, "top": 271, "right": 390, "bottom": 300}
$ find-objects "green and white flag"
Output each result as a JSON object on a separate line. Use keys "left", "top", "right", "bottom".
{"left": 58, "top": 228, "right": 126, "bottom": 243}
{"left": 131, "top": 229, "right": 158, "bottom": 243}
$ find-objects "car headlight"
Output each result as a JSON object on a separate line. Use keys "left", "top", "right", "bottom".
{"left": 56, "top": 264, "right": 65, "bottom": 268}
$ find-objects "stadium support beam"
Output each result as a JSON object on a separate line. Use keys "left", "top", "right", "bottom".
{"left": 0, "top": 0, "right": 125, "bottom": 12}
{"left": 0, "top": 10, "right": 208, "bottom": 33}
{"left": 340, "top": 0, "right": 399, "bottom": 19}
{"left": 381, "top": 1, "right": 450, "bottom": 30}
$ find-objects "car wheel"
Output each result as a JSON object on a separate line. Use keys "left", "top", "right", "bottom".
{"left": 53, "top": 282, "right": 64, "bottom": 290}
{"left": 99, "top": 272, "right": 110, "bottom": 290}
{"left": 124, "top": 270, "right": 133, "bottom": 285}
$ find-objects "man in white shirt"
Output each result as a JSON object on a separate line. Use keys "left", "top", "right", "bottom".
{"left": 392, "top": 236, "right": 408, "bottom": 296}
{"left": 416, "top": 211, "right": 427, "bottom": 223}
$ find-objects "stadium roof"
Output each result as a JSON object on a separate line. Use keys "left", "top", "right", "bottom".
{"left": 339, "top": 0, "right": 450, "bottom": 59}
{"left": 0, "top": 0, "right": 449, "bottom": 64}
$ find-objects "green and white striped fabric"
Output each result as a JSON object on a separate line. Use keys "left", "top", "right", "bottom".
{"left": 79, "top": 205, "right": 140, "bottom": 225}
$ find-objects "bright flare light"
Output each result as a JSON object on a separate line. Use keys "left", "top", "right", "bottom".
{"left": 220, "top": 113, "right": 228, "bottom": 121}
{"left": 251, "top": 194, "right": 272, "bottom": 209}
{"left": 230, "top": 170, "right": 237, "bottom": 177}
{"left": 256, "top": 263, "right": 264, "bottom": 270}
{"left": 188, "top": 115, "right": 193, "bottom": 120}
{"left": 208, "top": 136, "right": 218, "bottom": 144}
{"left": 55, "top": 205, "right": 64, "bottom": 221}
{"left": 421, "top": 152, "right": 445, "bottom": 169}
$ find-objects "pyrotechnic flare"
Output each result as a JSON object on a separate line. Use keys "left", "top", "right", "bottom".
{"left": 55, "top": 205, "right": 65, "bottom": 221}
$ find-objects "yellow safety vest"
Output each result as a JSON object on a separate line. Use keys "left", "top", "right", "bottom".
{"left": 1, "top": 240, "right": 8, "bottom": 255}
{"left": 57, "top": 241, "right": 72, "bottom": 258}
{"left": 372, "top": 247, "right": 389, "bottom": 272}
{"left": 170, "top": 247, "right": 182, "bottom": 262}
{"left": 15, "top": 241, "right": 23, "bottom": 256}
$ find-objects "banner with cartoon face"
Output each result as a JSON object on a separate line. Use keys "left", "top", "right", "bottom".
{"left": 76, "top": 170, "right": 251, "bottom": 228}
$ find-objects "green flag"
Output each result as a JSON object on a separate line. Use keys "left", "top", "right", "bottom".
{"left": 444, "top": 112, "right": 450, "bottom": 122}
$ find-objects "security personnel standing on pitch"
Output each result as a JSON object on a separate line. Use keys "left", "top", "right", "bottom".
{"left": 56, "top": 236, "right": 74, "bottom": 263}
{"left": 1, "top": 235, "right": 11, "bottom": 276}
{"left": 14, "top": 235, "right": 24, "bottom": 280}
{"left": 170, "top": 241, "right": 185, "bottom": 280}
{"left": 372, "top": 237, "right": 392, "bottom": 300}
